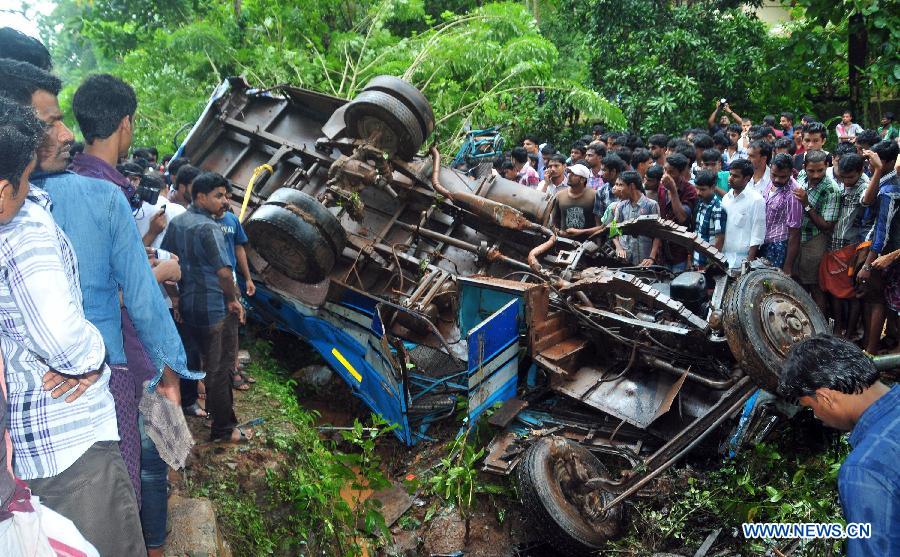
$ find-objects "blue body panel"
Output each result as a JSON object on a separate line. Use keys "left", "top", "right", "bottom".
{"left": 249, "top": 287, "right": 412, "bottom": 444}
{"left": 247, "top": 278, "right": 523, "bottom": 445}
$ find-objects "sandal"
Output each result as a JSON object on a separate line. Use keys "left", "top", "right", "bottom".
{"left": 232, "top": 374, "right": 251, "bottom": 391}
{"left": 212, "top": 427, "right": 251, "bottom": 444}
{"left": 183, "top": 402, "right": 208, "bottom": 418}
{"left": 238, "top": 371, "right": 256, "bottom": 384}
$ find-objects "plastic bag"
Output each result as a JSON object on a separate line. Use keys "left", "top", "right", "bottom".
{"left": 0, "top": 494, "right": 99, "bottom": 557}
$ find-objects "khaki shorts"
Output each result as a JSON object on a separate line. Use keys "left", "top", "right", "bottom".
{"left": 796, "top": 233, "right": 828, "bottom": 285}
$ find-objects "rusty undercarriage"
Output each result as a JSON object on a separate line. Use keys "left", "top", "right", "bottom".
{"left": 174, "top": 75, "right": 865, "bottom": 553}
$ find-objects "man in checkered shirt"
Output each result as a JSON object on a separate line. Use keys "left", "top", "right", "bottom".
{"left": 692, "top": 170, "right": 726, "bottom": 267}
{"left": 789, "top": 149, "right": 841, "bottom": 308}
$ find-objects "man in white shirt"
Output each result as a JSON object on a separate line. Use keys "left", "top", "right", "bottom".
{"left": 721, "top": 158, "right": 766, "bottom": 268}
{"left": 747, "top": 140, "right": 772, "bottom": 195}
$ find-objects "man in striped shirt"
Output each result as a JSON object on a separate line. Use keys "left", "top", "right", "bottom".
{"left": 0, "top": 95, "right": 145, "bottom": 555}
{"left": 760, "top": 154, "right": 803, "bottom": 272}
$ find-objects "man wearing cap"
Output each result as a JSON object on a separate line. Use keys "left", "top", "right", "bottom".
{"left": 552, "top": 163, "right": 602, "bottom": 238}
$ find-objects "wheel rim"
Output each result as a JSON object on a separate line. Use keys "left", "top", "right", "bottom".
{"left": 759, "top": 293, "right": 818, "bottom": 358}
{"left": 544, "top": 438, "right": 618, "bottom": 533}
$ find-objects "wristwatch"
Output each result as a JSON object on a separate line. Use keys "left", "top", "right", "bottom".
{"left": 862, "top": 263, "right": 872, "bottom": 272}
{"left": 803, "top": 204, "right": 812, "bottom": 213}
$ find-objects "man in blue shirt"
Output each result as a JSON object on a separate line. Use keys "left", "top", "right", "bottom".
{"left": 779, "top": 335, "right": 900, "bottom": 556}
{"left": 218, "top": 209, "right": 256, "bottom": 390}
{"left": 163, "top": 172, "right": 248, "bottom": 443}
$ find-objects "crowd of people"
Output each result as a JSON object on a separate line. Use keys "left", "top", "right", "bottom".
{"left": 500, "top": 105, "right": 900, "bottom": 354}
{"left": 0, "top": 22, "right": 899, "bottom": 556}
{"left": 0, "top": 28, "right": 253, "bottom": 555}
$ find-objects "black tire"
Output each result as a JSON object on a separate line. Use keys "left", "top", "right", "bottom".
{"left": 344, "top": 89, "right": 424, "bottom": 160}
{"left": 245, "top": 189, "right": 346, "bottom": 283}
{"left": 723, "top": 267, "right": 828, "bottom": 392}
{"left": 362, "top": 75, "right": 435, "bottom": 139}
{"left": 265, "top": 188, "right": 347, "bottom": 252}
{"left": 517, "top": 436, "right": 624, "bottom": 556}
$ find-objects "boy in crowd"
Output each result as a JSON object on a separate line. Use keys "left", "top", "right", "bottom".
{"left": 791, "top": 149, "right": 841, "bottom": 309}
{"left": 631, "top": 148, "right": 652, "bottom": 179}
{"left": 819, "top": 153, "right": 869, "bottom": 338}
{"left": 690, "top": 134, "right": 714, "bottom": 177}
{"left": 724, "top": 123, "right": 746, "bottom": 167}
{"left": 836, "top": 110, "right": 864, "bottom": 143}
{"left": 699, "top": 148, "right": 730, "bottom": 197}
{"left": 569, "top": 141, "right": 587, "bottom": 164}
{"left": 538, "top": 153, "right": 567, "bottom": 194}
{"left": 794, "top": 121, "right": 828, "bottom": 171}
{"left": 595, "top": 154, "right": 625, "bottom": 219}
{"left": 511, "top": 147, "right": 539, "bottom": 188}
{"left": 645, "top": 164, "right": 663, "bottom": 202}
{"left": 648, "top": 134, "right": 668, "bottom": 167}
{"left": 657, "top": 153, "right": 698, "bottom": 271}
{"left": 827, "top": 142, "right": 857, "bottom": 183}
{"left": 721, "top": 159, "right": 766, "bottom": 268}
{"left": 692, "top": 171, "right": 726, "bottom": 267}
{"left": 169, "top": 163, "right": 201, "bottom": 208}
{"left": 760, "top": 153, "right": 803, "bottom": 272}
{"left": 609, "top": 170, "right": 659, "bottom": 266}
{"left": 584, "top": 144, "right": 605, "bottom": 190}
{"left": 773, "top": 137, "right": 795, "bottom": 157}
{"left": 879, "top": 112, "right": 898, "bottom": 142}
{"left": 522, "top": 135, "right": 543, "bottom": 179}
{"left": 779, "top": 112, "right": 795, "bottom": 137}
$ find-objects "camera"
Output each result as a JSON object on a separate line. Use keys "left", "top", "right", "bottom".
{"left": 118, "top": 162, "right": 163, "bottom": 208}
{"left": 719, "top": 98, "right": 727, "bottom": 108}
{"left": 133, "top": 174, "right": 161, "bottom": 206}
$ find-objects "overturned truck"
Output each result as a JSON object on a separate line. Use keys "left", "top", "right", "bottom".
{"left": 175, "top": 76, "right": 861, "bottom": 553}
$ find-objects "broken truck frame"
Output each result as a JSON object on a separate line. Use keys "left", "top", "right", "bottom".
{"left": 172, "top": 76, "right": 894, "bottom": 552}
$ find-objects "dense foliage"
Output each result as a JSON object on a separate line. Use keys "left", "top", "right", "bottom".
{"left": 35, "top": 0, "right": 898, "bottom": 154}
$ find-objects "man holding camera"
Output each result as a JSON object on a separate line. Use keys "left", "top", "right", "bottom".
{"left": 707, "top": 99, "right": 742, "bottom": 136}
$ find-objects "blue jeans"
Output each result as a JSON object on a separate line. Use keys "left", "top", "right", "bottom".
{"left": 139, "top": 414, "right": 169, "bottom": 548}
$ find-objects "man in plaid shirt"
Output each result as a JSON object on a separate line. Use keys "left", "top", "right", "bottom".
{"left": 693, "top": 170, "right": 726, "bottom": 267}
{"left": 819, "top": 153, "right": 870, "bottom": 338}
{"left": 790, "top": 149, "right": 841, "bottom": 308}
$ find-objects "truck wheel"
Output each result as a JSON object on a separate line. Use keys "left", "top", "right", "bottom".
{"left": 362, "top": 75, "right": 435, "bottom": 140}
{"left": 517, "top": 436, "right": 624, "bottom": 555}
{"left": 723, "top": 268, "right": 828, "bottom": 392}
{"left": 245, "top": 188, "right": 346, "bottom": 284}
{"left": 344, "top": 89, "right": 424, "bottom": 160}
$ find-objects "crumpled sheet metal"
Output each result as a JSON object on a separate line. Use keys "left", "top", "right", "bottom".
{"left": 553, "top": 366, "right": 687, "bottom": 429}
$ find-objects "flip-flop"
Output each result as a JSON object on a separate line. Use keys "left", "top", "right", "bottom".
{"left": 183, "top": 401, "right": 208, "bottom": 418}
{"left": 212, "top": 427, "right": 251, "bottom": 444}
{"left": 232, "top": 375, "right": 251, "bottom": 391}
{"left": 239, "top": 372, "right": 257, "bottom": 384}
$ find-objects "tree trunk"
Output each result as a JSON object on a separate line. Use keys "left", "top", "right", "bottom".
{"left": 847, "top": 12, "right": 867, "bottom": 121}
